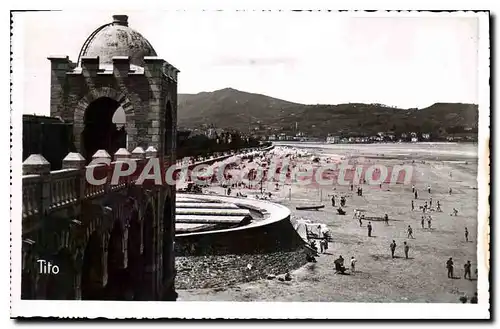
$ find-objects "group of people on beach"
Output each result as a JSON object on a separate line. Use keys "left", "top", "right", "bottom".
{"left": 333, "top": 255, "right": 357, "bottom": 275}
{"left": 390, "top": 240, "right": 411, "bottom": 259}
{"left": 420, "top": 215, "right": 433, "bottom": 229}
{"left": 446, "top": 258, "right": 476, "bottom": 281}
{"left": 330, "top": 195, "right": 346, "bottom": 207}
{"left": 333, "top": 180, "right": 471, "bottom": 279}
{"left": 411, "top": 198, "right": 442, "bottom": 213}
{"left": 295, "top": 151, "right": 478, "bottom": 303}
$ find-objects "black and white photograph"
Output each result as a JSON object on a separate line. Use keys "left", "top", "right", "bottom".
{"left": 9, "top": 7, "right": 490, "bottom": 320}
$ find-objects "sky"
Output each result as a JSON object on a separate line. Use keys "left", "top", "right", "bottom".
{"left": 13, "top": 11, "right": 480, "bottom": 115}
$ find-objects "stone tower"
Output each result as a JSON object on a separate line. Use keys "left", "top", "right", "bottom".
{"left": 47, "top": 14, "right": 179, "bottom": 300}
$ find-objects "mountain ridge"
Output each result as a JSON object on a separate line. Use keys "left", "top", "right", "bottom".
{"left": 177, "top": 88, "right": 478, "bottom": 137}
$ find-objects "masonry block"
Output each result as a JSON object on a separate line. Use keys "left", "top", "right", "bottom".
{"left": 114, "top": 148, "right": 131, "bottom": 161}
{"left": 23, "top": 154, "right": 51, "bottom": 175}
{"left": 145, "top": 146, "right": 158, "bottom": 158}
{"left": 81, "top": 56, "right": 100, "bottom": 76}
{"left": 91, "top": 149, "right": 112, "bottom": 163}
{"left": 131, "top": 146, "right": 146, "bottom": 159}
{"left": 148, "top": 127, "right": 160, "bottom": 135}
{"left": 62, "top": 152, "right": 86, "bottom": 169}
{"left": 48, "top": 55, "right": 72, "bottom": 71}
{"left": 144, "top": 57, "right": 165, "bottom": 78}
{"left": 112, "top": 56, "right": 130, "bottom": 77}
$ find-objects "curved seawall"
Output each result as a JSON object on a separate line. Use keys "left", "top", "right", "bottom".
{"left": 175, "top": 195, "right": 305, "bottom": 256}
{"left": 174, "top": 194, "right": 309, "bottom": 289}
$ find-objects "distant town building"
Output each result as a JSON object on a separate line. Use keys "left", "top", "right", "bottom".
{"left": 326, "top": 136, "right": 340, "bottom": 144}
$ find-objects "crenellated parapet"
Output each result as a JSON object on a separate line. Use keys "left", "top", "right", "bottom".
{"left": 161, "top": 60, "right": 180, "bottom": 83}
{"left": 52, "top": 55, "right": 180, "bottom": 81}
{"left": 62, "top": 56, "right": 147, "bottom": 76}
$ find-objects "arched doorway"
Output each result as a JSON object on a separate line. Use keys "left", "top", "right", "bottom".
{"left": 82, "top": 97, "right": 127, "bottom": 161}
{"left": 81, "top": 232, "right": 104, "bottom": 300}
{"left": 104, "top": 221, "right": 126, "bottom": 300}
{"left": 21, "top": 248, "right": 36, "bottom": 300}
{"left": 162, "top": 194, "right": 176, "bottom": 300}
{"left": 45, "top": 248, "right": 76, "bottom": 300}
{"left": 139, "top": 202, "right": 154, "bottom": 300}
{"left": 127, "top": 210, "right": 142, "bottom": 300}
{"left": 21, "top": 271, "right": 36, "bottom": 300}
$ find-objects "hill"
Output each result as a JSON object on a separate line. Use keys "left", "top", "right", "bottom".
{"left": 177, "top": 88, "right": 478, "bottom": 138}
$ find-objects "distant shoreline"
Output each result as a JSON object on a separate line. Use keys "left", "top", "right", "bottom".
{"left": 271, "top": 141, "right": 478, "bottom": 161}
{"left": 273, "top": 141, "right": 477, "bottom": 145}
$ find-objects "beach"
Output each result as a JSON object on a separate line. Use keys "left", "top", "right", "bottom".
{"left": 178, "top": 143, "right": 479, "bottom": 302}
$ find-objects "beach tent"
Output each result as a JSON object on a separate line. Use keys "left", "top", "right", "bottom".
{"left": 294, "top": 220, "right": 330, "bottom": 241}
{"left": 293, "top": 219, "right": 311, "bottom": 241}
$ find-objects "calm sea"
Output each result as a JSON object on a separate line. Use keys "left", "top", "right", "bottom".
{"left": 274, "top": 142, "right": 478, "bottom": 159}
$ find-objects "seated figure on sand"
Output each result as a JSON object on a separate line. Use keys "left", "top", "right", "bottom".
{"left": 334, "top": 256, "right": 347, "bottom": 274}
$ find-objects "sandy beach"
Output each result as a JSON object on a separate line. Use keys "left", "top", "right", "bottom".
{"left": 178, "top": 143, "right": 479, "bottom": 302}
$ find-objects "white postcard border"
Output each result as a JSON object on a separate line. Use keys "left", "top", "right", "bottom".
{"left": 8, "top": 6, "right": 490, "bottom": 319}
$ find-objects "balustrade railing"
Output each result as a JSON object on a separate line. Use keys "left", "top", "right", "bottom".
{"left": 21, "top": 144, "right": 272, "bottom": 220}
{"left": 22, "top": 175, "right": 42, "bottom": 219}
{"left": 49, "top": 169, "right": 79, "bottom": 209}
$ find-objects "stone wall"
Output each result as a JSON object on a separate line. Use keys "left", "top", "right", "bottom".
{"left": 175, "top": 248, "right": 308, "bottom": 289}
{"left": 175, "top": 214, "right": 305, "bottom": 256}
{"left": 173, "top": 189, "right": 307, "bottom": 289}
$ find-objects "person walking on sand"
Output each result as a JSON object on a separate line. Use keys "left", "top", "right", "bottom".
{"left": 367, "top": 222, "right": 373, "bottom": 237}
{"left": 437, "top": 200, "right": 442, "bottom": 212}
{"left": 421, "top": 216, "right": 425, "bottom": 229}
{"left": 404, "top": 242, "right": 410, "bottom": 259}
{"left": 331, "top": 195, "right": 336, "bottom": 207}
{"left": 427, "top": 216, "right": 432, "bottom": 229}
{"left": 359, "top": 214, "right": 364, "bottom": 227}
{"left": 464, "top": 260, "right": 472, "bottom": 280}
{"left": 384, "top": 213, "right": 389, "bottom": 225}
{"left": 411, "top": 200, "right": 415, "bottom": 211}
{"left": 390, "top": 240, "right": 397, "bottom": 258}
{"left": 414, "top": 190, "right": 418, "bottom": 199}
{"left": 465, "top": 227, "right": 469, "bottom": 242}
{"left": 446, "top": 257, "right": 454, "bottom": 278}
{"left": 427, "top": 185, "right": 431, "bottom": 193}
{"left": 407, "top": 225, "right": 414, "bottom": 239}
{"left": 429, "top": 198, "right": 433, "bottom": 209}
{"left": 350, "top": 256, "right": 357, "bottom": 273}
{"left": 412, "top": 184, "right": 415, "bottom": 193}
